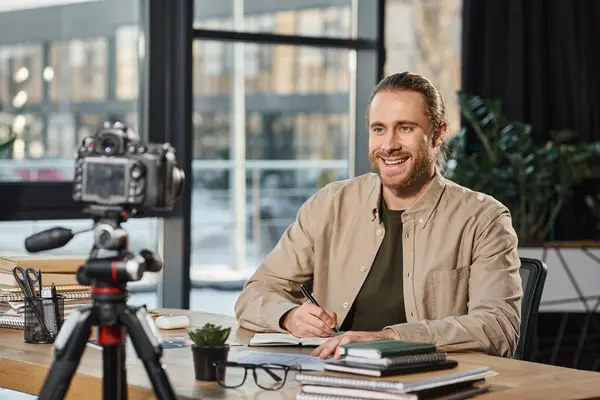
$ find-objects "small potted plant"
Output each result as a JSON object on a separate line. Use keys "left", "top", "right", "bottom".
{"left": 188, "top": 323, "right": 232, "bottom": 381}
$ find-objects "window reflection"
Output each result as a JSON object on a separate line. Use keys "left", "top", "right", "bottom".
{"left": 50, "top": 38, "right": 107, "bottom": 102}
{"left": 193, "top": 42, "right": 350, "bottom": 96}
{"left": 191, "top": 40, "right": 351, "bottom": 275}
{"left": 116, "top": 25, "right": 141, "bottom": 100}
{"left": 193, "top": 3, "right": 353, "bottom": 39}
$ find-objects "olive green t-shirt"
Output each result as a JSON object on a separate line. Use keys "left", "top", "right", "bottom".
{"left": 340, "top": 199, "right": 407, "bottom": 331}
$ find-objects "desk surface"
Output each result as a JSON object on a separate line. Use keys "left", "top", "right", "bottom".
{"left": 1, "top": 309, "right": 600, "bottom": 399}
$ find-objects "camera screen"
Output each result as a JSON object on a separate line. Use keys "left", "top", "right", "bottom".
{"left": 84, "top": 161, "right": 127, "bottom": 200}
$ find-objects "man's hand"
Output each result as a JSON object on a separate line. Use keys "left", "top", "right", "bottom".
{"left": 282, "top": 303, "right": 337, "bottom": 338}
{"left": 310, "top": 329, "right": 399, "bottom": 360}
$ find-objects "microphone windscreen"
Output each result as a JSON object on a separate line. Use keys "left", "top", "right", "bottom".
{"left": 25, "top": 227, "right": 74, "bottom": 253}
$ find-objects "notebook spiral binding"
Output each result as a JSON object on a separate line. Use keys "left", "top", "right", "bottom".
{"left": 0, "top": 290, "right": 90, "bottom": 302}
{"left": 0, "top": 315, "right": 25, "bottom": 329}
{"left": 296, "top": 373, "right": 402, "bottom": 391}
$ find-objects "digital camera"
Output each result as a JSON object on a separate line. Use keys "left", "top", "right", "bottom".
{"left": 72, "top": 122, "right": 184, "bottom": 211}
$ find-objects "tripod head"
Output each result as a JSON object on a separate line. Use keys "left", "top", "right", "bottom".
{"left": 24, "top": 204, "right": 162, "bottom": 289}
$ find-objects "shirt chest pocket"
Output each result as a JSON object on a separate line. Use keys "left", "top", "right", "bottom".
{"left": 425, "top": 265, "right": 470, "bottom": 319}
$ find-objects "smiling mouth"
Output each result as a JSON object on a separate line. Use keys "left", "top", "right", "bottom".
{"left": 381, "top": 157, "right": 409, "bottom": 165}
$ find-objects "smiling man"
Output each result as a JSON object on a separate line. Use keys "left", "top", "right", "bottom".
{"left": 234, "top": 72, "right": 523, "bottom": 359}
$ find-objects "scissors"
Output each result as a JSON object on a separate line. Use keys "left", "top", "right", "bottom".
{"left": 12, "top": 266, "right": 40, "bottom": 298}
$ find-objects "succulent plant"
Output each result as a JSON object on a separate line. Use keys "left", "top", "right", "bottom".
{"left": 188, "top": 323, "right": 231, "bottom": 348}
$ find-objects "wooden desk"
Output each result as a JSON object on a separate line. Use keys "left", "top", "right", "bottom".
{"left": 1, "top": 309, "right": 600, "bottom": 399}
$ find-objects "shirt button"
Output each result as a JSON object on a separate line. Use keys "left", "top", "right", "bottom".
{"left": 343, "top": 302, "right": 349, "bottom": 309}
{"left": 406, "top": 272, "right": 410, "bottom": 278}
{"left": 376, "top": 229, "right": 383, "bottom": 235}
{"left": 418, "top": 218, "right": 423, "bottom": 223}
{"left": 360, "top": 266, "right": 367, "bottom": 272}
{"left": 405, "top": 232, "right": 409, "bottom": 238}
{"left": 410, "top": 312, "right": 414, "bottom": 317}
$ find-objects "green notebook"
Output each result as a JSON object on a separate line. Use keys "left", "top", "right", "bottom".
{"left": 338, "top": 339, "right": 436, "bottom": 359}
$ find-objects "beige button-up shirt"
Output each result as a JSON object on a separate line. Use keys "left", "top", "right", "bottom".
{"left": 234, "top": 172, "right": 523, "bottom": 357}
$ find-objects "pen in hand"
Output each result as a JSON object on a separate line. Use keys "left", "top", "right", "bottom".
{"left": 300, "top": 284, "right": 339, "bottom": 334}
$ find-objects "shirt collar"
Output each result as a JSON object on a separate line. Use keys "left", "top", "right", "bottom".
{"left": 369, "top": 170, "right": 447, "bottom": 227}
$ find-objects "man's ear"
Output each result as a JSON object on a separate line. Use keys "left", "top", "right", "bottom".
{"left": 433, "top": 121, "right": 448, "bottom": 147}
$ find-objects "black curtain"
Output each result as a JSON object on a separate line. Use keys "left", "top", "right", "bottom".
{"left": 461, "top": 0, "right": 600, "bottom": 143}
{"left": 461, "top": 0, "right": 600, "bottom": 242}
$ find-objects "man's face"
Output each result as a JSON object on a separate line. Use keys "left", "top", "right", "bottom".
{"left": 368, "top": 90, "right": 438, "bottom": 190}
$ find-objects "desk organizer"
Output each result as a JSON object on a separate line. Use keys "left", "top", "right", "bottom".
{"left": 24, "top": 295, "right": 65, "bottom": 344}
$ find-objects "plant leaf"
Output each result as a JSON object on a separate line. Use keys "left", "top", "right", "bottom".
{"left": 0, "top": 135, "right": 16, "bottom": 157}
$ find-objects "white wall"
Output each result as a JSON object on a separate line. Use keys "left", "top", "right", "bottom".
{"left": 519, "top": 247, "right": 600, "bottom": 313}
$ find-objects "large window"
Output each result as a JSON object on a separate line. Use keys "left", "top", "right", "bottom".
{"left": 0, "top": 1, "right": 160, "bottom": 296}
{"left": 191, "top": 40, "right": 351, "bottom": 282}
{"left": 0, "top": 0, "right": 381, "bottom": 311}
{"left": 0, "top": 1, "right": 141, "bottom": 182}
{"left": 186, "top": 0, "right": 388, "bottom": 307}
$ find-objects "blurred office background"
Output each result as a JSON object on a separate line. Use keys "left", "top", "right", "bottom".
{"left": 0, "top": 0, "right": 599, "bottom": 372}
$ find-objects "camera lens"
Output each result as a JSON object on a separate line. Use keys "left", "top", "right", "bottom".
{"left": 99, "top": 135, "right": 120, "bottom": 155}
{"left": 171, "top": 166, "right": 185, "bottom": 199}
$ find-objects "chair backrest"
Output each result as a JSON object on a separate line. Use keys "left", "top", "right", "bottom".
{"left": 513, "top": 257, "right": 547, "bottom": 361}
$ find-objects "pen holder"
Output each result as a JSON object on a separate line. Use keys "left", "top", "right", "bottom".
{"left": 24, "top": 295, "right": 65, "bottom": 344}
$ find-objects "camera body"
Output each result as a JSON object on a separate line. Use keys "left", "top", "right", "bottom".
{"left": 73, "top": 122, "right": 184, "bottom": 211}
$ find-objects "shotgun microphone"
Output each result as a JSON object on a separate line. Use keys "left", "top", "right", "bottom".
{"left": 24, "top": 227, "right": 74, "bottom": 253}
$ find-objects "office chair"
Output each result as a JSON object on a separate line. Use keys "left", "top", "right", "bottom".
{"left": 513, "top": 257, "right": 548, "bottom": 361}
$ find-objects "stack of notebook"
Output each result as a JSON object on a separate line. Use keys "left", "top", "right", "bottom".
{"left": 295, "top": 367, "right": 496, "bottom": 400}
{"left": 324, "top": 340, "right": 457, "bottom": 377}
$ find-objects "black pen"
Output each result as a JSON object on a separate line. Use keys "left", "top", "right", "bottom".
{"left": 300, "top": 284, "right": 339, "bottom": 334}
{"left": 38, "top": 269, "right": 42, "bottom": 297}
{"left": 51, "top": 283, "right": 62, "bottom": 331}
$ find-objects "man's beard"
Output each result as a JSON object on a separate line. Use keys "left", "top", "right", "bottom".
{"left": 370, "top": 142, "right": 435, "bottom": 190}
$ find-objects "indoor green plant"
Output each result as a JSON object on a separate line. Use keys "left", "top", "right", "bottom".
{"left": 444, "top": 91, "right": 600, "bottom": 246}
{"left": 188, "top": 323, "right": 231, "bottom": 381}
{"left": 0, "top": 135, "right": 16, "bottom": 158}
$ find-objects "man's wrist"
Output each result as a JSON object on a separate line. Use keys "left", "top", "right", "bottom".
{"left": 280, "top": 306, "right": 299, "bottom": 332}
{"left": 382, "top": 327, "right": 400, "bottom": 340}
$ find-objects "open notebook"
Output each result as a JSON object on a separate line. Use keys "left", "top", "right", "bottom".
{"left": 249, "top": 333, "right": 331, "bottom": 347}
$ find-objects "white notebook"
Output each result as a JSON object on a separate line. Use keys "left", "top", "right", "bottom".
{"left": 249, "top": 333, "right": 330, "bottom": 347}
{"left": 301, "top": 385, "right": 417, "bottom": 400}
{"left": 296, "top": 367, "right": 496, "bottom": 393}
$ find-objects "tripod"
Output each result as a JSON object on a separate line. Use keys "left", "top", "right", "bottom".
{"left": 31, "top": 207, "right": 177, "bottom": 400}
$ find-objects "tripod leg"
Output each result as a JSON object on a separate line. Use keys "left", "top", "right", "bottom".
{"left": 38, "top": 307, "right": 95, "bottom": 400}
{"left": 100, "top": 326, "right": 127, "bottom": 400}
{"left": 120, "top": 306, "right": 176, "bottom": 400}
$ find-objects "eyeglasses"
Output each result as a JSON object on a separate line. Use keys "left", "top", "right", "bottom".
{"left": 213, "top": 361, "right": 302, "bottom": 390}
